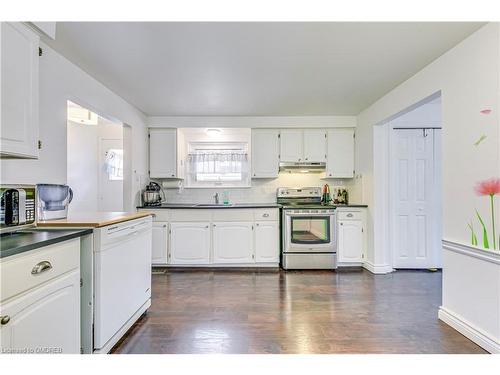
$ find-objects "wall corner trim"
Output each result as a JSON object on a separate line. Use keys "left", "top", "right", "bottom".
{"left": 362, "top": 261, "right": 393, "bottom": 274}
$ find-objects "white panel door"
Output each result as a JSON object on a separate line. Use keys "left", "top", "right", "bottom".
{"left": 337, "top": 220, "right": 364, "bottom": 263}
{"left": 0, "top": 23, "right": 39, "bottom": 158}
{"left": 0, "top": 270, "right": 80, "bottom": 354}
{"left": 280, "top": 129, "right": 303, "bottom": 162}
{"left": 303, "top": 129, "right": 326, "bottom": 163}
{"left": 213, "top": 222, "right": 254, "bottom": 263}
{"left": 251, "top": 129, "right": 280, "bottom": 178}
{"left": 170, "top": 222, "right": 210, "bottom": 264}
{"left": 255, "top": 221, "right": 279, "bottom": 263}
{"left": 152, "top": 222, "right": 168, "bottom": 265}
{"left": 325, "top": 128, "right": 355, "bottom": 178}
{"left": 392, "top": 129, "right": 435, "bottom": 268}
{"left": 149, "top": 128, "right": 177, "bottom": 178}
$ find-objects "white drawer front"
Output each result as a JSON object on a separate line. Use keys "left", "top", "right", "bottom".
{"left": 170, "top": 209, "right": 211, "bottom": 222}
{"left": 139, "top": 209, "right": 170, "bottom": 222}
{"left": 253, "top": 208, "right": 278, "bottom": 221}
{"left": 337, "top": 210, "right": 365, "bottom": 221}
{"left": 0, "top": 238, "right": 80, "bottom": 302}
{"left": 212, "top": 209, "right": 253, "bottom": 222}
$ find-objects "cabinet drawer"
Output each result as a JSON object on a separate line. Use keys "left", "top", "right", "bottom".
{"left": 170, "top": 209, "right": 211, "bottom": 222}
{"left": 0, "top": 238, "right": 80, "bottom": 302}
{"left": 253, "top": 208, "right": 278, "bottom": 221}
{"left": 139, "top": 209, "right": 170, "bottom": 222}
{"left": 212, "top": 209, "right": 253, "bottom": 222}
{"left": 337, "top": 210, "right": 365, "bottom": 221}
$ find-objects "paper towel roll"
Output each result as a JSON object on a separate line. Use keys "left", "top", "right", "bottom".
{"left": 162, "top": 180, "right": 183, "bottom": 189}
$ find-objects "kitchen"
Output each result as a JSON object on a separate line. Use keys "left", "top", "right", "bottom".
{"left": 1, "top": 7, "right": 500, "bottom": 371}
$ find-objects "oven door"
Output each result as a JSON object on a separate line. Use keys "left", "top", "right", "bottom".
{"left": 284, "top": 211, "right": 336, "bottom": 253}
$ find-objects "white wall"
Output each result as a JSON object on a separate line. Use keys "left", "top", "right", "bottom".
{"left": 149, "top": 115, "right": 356, "bottom": 128}
{"left": 355, "top": 23, "right": 500, "bottom": 269}
{"left": 0, "top": 41, "right": 149, "bottom": 209}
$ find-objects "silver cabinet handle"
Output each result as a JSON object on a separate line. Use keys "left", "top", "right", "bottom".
{"left": 263, "top": 213, "right": 269, "bottom": 217}
{"left": 31, "top": 261, "right": 53, "bottom": 275}
{"left": 0, "top": 315, "right": 10, "bottom": 325}
{"left": 347, "top": 213, "right": 354, "bottom": 217}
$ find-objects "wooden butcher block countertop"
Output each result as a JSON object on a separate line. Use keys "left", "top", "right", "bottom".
{"left": 37, "top": 211, "right": 152, "bottom": 228}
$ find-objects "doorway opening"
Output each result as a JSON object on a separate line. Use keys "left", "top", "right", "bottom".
{"left": 374, "top": 93, "right": 442, "bottom": 270}
{"left": 66, "top": 100, "right": 127, "bottom": 212}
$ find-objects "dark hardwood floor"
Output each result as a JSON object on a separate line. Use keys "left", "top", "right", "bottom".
{"left": 112, "top": 268, "right": 487, "bottom": 354}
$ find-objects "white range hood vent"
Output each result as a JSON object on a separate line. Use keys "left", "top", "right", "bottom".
{"left": 279, "top": 162, "right": 326, "bottom": 173}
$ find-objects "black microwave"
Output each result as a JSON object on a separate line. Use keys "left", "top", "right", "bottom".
{"left": 0, "top": 185, "right": 36, "bottom": 234}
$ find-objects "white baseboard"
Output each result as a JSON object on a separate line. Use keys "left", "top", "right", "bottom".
{"left": 438, "top": 307, "right": 500, "bottom": 354}
{"left": 363, "top": 261, "right": 393, "bottom": 274}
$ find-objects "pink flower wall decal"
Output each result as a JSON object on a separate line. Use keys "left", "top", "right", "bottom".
{"left": 480, "top": 109, "right": 492, "bottom": 115}
{"left": 475, "top": 178, "right": 500, "bottom": 197}
{"left": 473, "top": 178, "right": 500, "bottom": 250}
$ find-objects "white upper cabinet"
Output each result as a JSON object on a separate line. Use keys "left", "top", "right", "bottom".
{"left": 254, "top": 221, "right": 279, "bottom": 263}
{"left": 325, "top": 128, "right": 355, "bottom": 178}
{"left": 303, "top": 129, "right": 326, "bottom": 163}
{"left": 279, "top": 129, "right": 303, "bottom": 162}
{"left": 213, "top": 222, "right": 254, "bottom": 263}
{"left": 169, "top": 222, "right": 210, "bottom": 264}
{"left": 0, "top": 22, "right": 39, "bottom": 159}
{"left": 149, "top": 128, "right": 184, "bottom": 179}
{"left": 280, "top": 129, "right": 327, "bottom": 163}
{"left": 251, "top": 129, "right": 280, "bottom": 178}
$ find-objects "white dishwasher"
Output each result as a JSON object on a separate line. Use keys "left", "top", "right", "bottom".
{"left": 93, "top": 216, "right": 152, "bottom": 353}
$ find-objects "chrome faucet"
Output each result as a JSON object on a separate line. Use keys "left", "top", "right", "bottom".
{"left": 214, "top": 192, "right": 220, "bottom": 204}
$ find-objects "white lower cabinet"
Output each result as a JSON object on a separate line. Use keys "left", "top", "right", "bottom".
{"left": 337, "top": 212, "right": 365, "bottom": 264}
{"left": 0, "top": 270, "right": 80, "bottom": 354}
{"left": 169, "top": 222, "right": 211, "bottom": 264}
{"left": 213, "top": 222, "right": 254, "bottom": 263}
{"left": 255, "top": 221, "right": 279, "bottom": 263}
{"left": 0, "top": 239, "right": 81, "bottom": 354}
{"left": 152, "top": 222, "right": 168, "bottom": 265}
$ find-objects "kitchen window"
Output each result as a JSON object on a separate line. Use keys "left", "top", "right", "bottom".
{"left": 186, "top": 142, "right": 250, "bottom": 188}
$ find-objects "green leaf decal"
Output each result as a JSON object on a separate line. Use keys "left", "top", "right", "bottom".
{"left": 473, "top": 134, "right": 487, "bottom": 146}
{"left": 476, "top": 210, "right": 490, "bottom": 249}
{"left": 467, "top": 222, "right": 478, "bottom": 246}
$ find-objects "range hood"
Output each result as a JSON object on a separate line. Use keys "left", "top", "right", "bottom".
{"left": 279, "top": 162, "right": 326, "bottom": 173}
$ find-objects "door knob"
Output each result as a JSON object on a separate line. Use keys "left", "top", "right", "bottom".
{"left": 0, "top": 315, "right": 10, "bottom": 325}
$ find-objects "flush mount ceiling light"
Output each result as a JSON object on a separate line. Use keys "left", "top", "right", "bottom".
{"left": 206, "top": 128, "right": 222, "bottom": 134}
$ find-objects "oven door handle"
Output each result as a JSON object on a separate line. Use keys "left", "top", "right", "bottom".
{"left": 285, "top": 212, "right": 335, "bottom": 217}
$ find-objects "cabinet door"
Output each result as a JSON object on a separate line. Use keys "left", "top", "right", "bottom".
{"left": 251, "top": 129, "right": 279, "bottom": 178}
{"left": 337, "top": 219, "right": 364, "bottom": 263}
{"left": 326, "top": 128, "right": 355, "bottom": 178}
{"left": 280, "top": 129, "right": 303, "bottom": 162}
{"left": 213, "top": 222, "right": 254, "bottom": 263}
{"left": 0, "top": 270, "right": 80, "bottom": 354}
{"left": 149, "top": 128, "right": 177, "bottom": 178}
{"left": 170, "top": 222, "right": 210, "bottom": 264}
{"left": 152, "top": 222, "right": 168, "bottom": 265}
{"left": 255, "top": 221, "right": 279, "bottom": 263}
{"left": 303, "top": 129, "right": 326, "bottom": 163}
{"left": 0, "top": 23, "right": 39, "bottom": 158}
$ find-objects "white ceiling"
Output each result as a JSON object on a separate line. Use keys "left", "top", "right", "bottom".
{"left": 45, "top": 22, "right": 484, "bottom": 116}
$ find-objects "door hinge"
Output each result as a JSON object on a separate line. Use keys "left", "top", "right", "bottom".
{"left": 80, "top": 278, "right": 83, "bottom": 287}
{"left": 278, "top": 134, "right": 281, "bottom": 138}
{"left": 169, "top": 229, "right": 171, "bottom": 234}
{"left": 252, "top": 254, "right": 255, "bottom": 259}
{"left": 362, "top": 254, "right": 364, "bottom": 259}
{"left": 80, "top": 347, "right": 84, "bottom": 354}
{"left": 353, "top": 133, "right": 356, "bottom": 138}
{"left": 148, "top": 134, "right": 150, "bottom": 138}
{"left": 325, "top": 133, "right": 327, "bottom": 138}
{"left": 38, "top": 140, "right": 42, "bottom": 149}
{"left": 362, "top": 228, "right": 364, "bottom": 233}
{"left": 38, "top": 47, "right": 43, "bottom": 57}
{"left": 252, "top": 225, "right": 254, "bottom": 230}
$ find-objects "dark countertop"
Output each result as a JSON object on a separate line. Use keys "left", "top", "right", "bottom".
{"left": 137, "top": 203, "right": 367, "bottom": 209}
{"left": 0, "top": 229, "right": 93, "bottom": 259}
{"left": 137, "top": 203, "right": 282, "bottom": 209}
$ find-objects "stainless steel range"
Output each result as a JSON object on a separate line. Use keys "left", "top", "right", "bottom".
{"left": 278, "top": 187, "right": 337, "bottom": 270}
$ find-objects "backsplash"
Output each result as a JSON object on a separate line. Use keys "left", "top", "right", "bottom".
{"left": 154, "top": 173, "right": 361, "bottom": 204}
